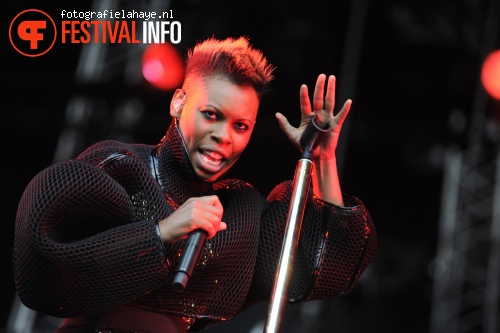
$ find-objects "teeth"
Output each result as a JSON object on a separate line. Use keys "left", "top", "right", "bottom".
{"left": 205, "top": 150, "right": 223, "bottom": 160}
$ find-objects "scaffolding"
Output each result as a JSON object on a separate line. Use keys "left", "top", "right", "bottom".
{"left": 430, "top": 0, "right": 500, "bottom": 332}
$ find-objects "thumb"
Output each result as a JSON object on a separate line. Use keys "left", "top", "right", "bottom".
{"left": 275, "top": 112, "right": 291, "bottom": 133}
{"left": 276, "top": 112, "right": 300, "bottom": 149}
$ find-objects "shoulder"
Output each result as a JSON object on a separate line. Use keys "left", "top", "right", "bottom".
{"left": 76, "top": 140, "right": 155, "bottom": 166}
{"left": 213, "top": 178, "right": 267, "bottom": 212}
{"left": 214, "top": 178, "right": 255, "bottom": 191}
{"left": 214, "top": 178, "right": 267, "bottom": 203}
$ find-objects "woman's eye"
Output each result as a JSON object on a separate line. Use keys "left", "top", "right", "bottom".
{"left": 234, "top": 122, "right": 249, "bottom": 131}
{"left": 202, "top": 111, "right": 217, "bottom": 120}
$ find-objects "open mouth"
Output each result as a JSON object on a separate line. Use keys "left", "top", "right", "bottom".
{"left": 198, "top": 149, "right": 227, "bottom": 173}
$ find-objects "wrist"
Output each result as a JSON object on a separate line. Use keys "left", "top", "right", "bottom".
{"left": 311, "top": 156, "right": 344, "bottom": 206}
{"left": 155, "top": 223, "right": 167, "bottom": 253}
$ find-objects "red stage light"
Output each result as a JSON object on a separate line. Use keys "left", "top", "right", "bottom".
{"left": 142, "top": 43, "right": 185, "bottom": 91}
{"left": 481, "top": 49, "right": 500, "bottom": 100}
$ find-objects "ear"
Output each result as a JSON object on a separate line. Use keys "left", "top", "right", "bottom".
{"left": 170, "top": 89, "right": 186, "bottom": 117}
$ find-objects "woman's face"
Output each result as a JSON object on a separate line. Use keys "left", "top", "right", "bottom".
{"left": 171, "top": 76, "right": 260, "bottom": 181}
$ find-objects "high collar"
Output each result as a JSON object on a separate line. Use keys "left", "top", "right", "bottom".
{"left": 155, "top": 121, "right": 219, "bottom": 204}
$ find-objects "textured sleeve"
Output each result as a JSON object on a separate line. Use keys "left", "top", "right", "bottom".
{"left": 247, "top": 180, "right": 377, "bottom": 303}
{"left": 13, "top": 148, "right": 172, "bottom": 318}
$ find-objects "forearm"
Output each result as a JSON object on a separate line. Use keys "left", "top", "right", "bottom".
{"left": 311, "top": 157, "right": 344, "bottom": 206}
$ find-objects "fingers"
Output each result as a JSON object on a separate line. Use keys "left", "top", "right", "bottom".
{"left": 275, "top": 112, "right": 288, "bottom": 131}
{"left": 334, "top": 99, "right": 352, "bottom": 129}
{"left": 184, "top": 195, "right": 225, "bottom": 238}
{"left": 199, "top": 194, "right": 223, "bottom": 211}
{"left": 312, "top": 74, "right": 336, "bottom": 113}
{"left": 300, "top": 74, "right": 343, "bottom": 119}
{"left": 275, "top": 112, "right": 295, "bottom": 138}
{"left": 311, "top": 74, "right": 351, "bottom": 123}
{"left": 300, "top": 84, "right": 312, "bottom": 116}
{"left": 324, "top": 75, "right": 336, "bottom": 113}
{"left": 312, "top": 74, "right": 327, "bottom": 111}
{"left": 275, "top": 112, "right": 302, "bottom": 150}
{"left": 158, "top": 195, "right": 226, "bottom": 243}
{"left": 198, "top": 195, "right": 226, "bottom": 237}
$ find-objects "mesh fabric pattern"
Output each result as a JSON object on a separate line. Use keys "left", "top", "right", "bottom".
{"left": 14, "top": 157, "right": 170, "bottom": 317}
{"left": 14, "top": 122, "right": 377, "bottom": 331}
{"left": 246, "top": 182, "right": 376, "bottom": 305}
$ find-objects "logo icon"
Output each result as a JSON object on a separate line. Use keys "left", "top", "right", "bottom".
{"left": 9, "top": 9, "right": 57, "bottom": 57}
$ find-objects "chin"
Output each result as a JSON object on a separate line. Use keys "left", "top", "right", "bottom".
{"left": 195, "top": 161, "right": 237, "bottom": 182}
{"left": 196, "top": 169, "right": 224, "bottom": 182}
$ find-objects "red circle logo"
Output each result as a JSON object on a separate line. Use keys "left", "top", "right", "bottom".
{"left": 9, "top": 9, "right": 57, "bottom": 57}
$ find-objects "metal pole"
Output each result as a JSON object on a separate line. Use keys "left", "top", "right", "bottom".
{"left": 263, "top": 159, "right": 314, "bottom": 333}
{"left": 263, "top": 117, "right": 330, "bottom": 333}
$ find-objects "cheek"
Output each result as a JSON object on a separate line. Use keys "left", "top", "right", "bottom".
{"left": 179, "top": 116, "right": 204, "bottom": 146}
{"left": 178, "top": 122, "right": 195, "bottom": 151}
{"left": 232, "top": 134, "right": 251, "bottom": 157}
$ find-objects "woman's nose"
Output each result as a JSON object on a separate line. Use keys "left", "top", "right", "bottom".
{"left": 210, "top": 122, "right": 231, "bottom": 144}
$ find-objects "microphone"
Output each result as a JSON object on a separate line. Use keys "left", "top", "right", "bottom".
{"left": 172, "top": 229, "right": 207, "bottom": 292}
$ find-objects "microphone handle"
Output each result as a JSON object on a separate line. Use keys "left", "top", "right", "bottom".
{"left": 172, "top": 229, "right": 207, "bottom": 292}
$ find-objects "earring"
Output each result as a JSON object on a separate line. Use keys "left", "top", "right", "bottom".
{"left": 173, "top": 100, "right": 182, "bottom": 112}
{"left": 173, "top": 93, "right": 186, "bottom": 114}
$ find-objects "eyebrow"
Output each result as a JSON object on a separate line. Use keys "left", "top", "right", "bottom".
{"left": 201, "top": 104, "right": 255, "bottom": 124}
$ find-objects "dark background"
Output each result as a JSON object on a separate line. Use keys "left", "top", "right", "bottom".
{"left": 3, "top": 0, "right": 500, "bottom": 332}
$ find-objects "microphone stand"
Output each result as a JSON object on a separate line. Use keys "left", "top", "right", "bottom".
{"left": 263, "top": 116, "right": 331, "bottom": 333}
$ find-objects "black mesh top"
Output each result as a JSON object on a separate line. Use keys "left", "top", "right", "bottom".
{"left": 13, "top": 121, "right": 377, "bottom": 331}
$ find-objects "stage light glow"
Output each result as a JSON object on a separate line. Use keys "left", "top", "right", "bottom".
{"left": 481, "top": 49, "right": 500, "bottom": 100}
{"left": 141, "top": 43, "right": 184, "bottom": 91}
